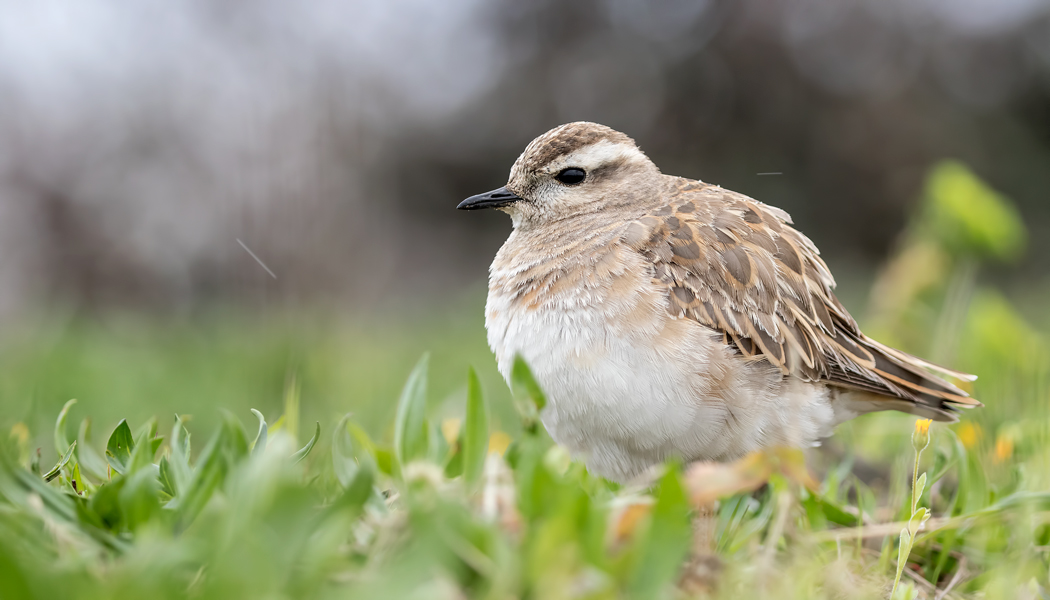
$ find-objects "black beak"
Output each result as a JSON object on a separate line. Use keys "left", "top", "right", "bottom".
{"left": 457, "top": 186, "right": 522, "bottom": 210}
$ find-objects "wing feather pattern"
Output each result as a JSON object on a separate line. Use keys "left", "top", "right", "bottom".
{"left": 623, "top": 180, "right": 980, "bottom": 421}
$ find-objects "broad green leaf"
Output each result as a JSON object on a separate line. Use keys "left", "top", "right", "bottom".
{"left": 912, "top": 472, "right": 927, "bottom": 512}
{"left": 923, "top": 160, "right": 1026, "bottom": 261}
{"left": 120, "top": 467, "right": 162, "bottom": 531}
{"left": 89, "top": 476, "right": 127, "bottom": 531}
{"left": 511, "top": 355, "right": 546, "bottom": 415}
{"left": 394, "top": 353, "right": 429, "bottom": 468}
{"left": 800, "top": 488, "right": 826, "bottom": 530}
{"left": 628, "top": 464, "right": 692, "bottom": 600}
{"left": 462, "top": 367, "right": 489, "bottom": 486}
{"left": 105, "top": 420, "right": 135, "bottom": 475}
{"left": 166, "top": 415, "right": 192, "bottom": 498}
{"left": 374, "top": 447, "right": 397, "bottom": 477}
{"left": 908, "top": 507, "right": 928, "bottom": 536}
{"left": 158, "top": 456, "right": 176, "bottom": 499}
{"left": 292, "top": 422, "right": 320, "bottom": 464}
{"left": 801, "top": 490, "right": 860, "bottom": 528}
{"left": 893, "top": 525, "right": 912, "bottom": 598}
{"left": 250, "top": 408, "right": 268, "bottom": 455}
{"left": 43, "top": 441, "right": 76, "bottom": 483}
{"left": 54, "top": 399, "right": 77, "bottom": 457}
{"left": 171, "top": 414, "right": 191, "bottom": 458}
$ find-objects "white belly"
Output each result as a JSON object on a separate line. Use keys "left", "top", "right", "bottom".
{"left": 486, "top": 281, "right": 838, "bottom": 482}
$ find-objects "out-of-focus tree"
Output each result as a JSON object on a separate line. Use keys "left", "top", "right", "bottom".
{"left": 0, "top": 0, "right": 1048, "bottom": 318}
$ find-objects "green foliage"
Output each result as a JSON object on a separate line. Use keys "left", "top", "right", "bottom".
{"left": 960, "top": 290, "right": 1049, "bottom": 380}
{"left": 394, "top": 353, "right": 430, "bottom": 467}
{"left": 922, "top": 160, "right": 1026, "bottom": 261}
{"left": 105, "top": 419, "right": 135, "bottom": 475}
{"left": 290, "top": 421, "right": 320, "bottom": 464}
{"left": 627, "top": 466, "right": 692, "bottom": 599}
{"left": 512, "top": 355, "right": 547, "bottom": 433}
{"left": 462, "top": 367, "right": 489, "bottom": 486}
{"left": 1, "top": 356, "right": 1048, "bottom": 599}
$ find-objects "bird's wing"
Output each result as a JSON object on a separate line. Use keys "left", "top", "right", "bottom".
{"left": 622, "top": 179, "right": 979, "bottom": 421}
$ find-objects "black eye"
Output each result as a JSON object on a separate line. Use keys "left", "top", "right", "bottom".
{"left": 555, "top": 168, "right": 586, "bottom": 185}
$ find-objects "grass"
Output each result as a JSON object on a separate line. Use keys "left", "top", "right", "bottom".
{"left": 1, "top": 161, "right": 1049, "bottom": 599}
{"left": 0, "top": 297, "right": 520, "bottom": 452}
{"left": 1, "top": 341, "right": 1048, "bottom": 599}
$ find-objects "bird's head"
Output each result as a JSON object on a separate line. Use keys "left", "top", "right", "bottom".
{"left": 458, "top": 122, "right": 660, "bottom": 228}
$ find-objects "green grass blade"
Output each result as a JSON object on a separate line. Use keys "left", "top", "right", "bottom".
{"left": 292, "top": 422, "right": 320, "bottom": 464}
{"left": 158, "top": 456, "right": 176, "bottom": 499}
{"left": 394, "top": 353, "right": 429, "bottom": 468}
{"left": 166, "top": 415, "right": 192, "bottom": 499}
{"left": 627, "top": 465, "right": 692, "bottom": 600}
{"left": 54, "top": 399, "right": 77, "bottom": 457}
{"left": 462, "top": 367, "right": 489, "bottom": 486}
{"left": 511, "top": 356, "right": 546, "bottom": 412}
{"left": 250, "top": 408, "right": 268, "bottom": 455}
{"left": 43, "top": 441, "right": 76, "bottom": 483}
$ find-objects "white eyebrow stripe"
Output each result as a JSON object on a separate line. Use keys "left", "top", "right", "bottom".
{"left": 548, "top": 140, "right": 648, "bottom": 172}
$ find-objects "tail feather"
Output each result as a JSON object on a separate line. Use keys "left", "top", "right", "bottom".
{"left": 846, "top": 335, "right": 980, "bottom": 422}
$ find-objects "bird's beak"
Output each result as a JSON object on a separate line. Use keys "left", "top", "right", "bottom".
{"left": 457, "top": 186, "right": 522, "bottom": 210}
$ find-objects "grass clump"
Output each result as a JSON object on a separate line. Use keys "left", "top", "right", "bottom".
{"left": 2, "top": 352, "right": 1050, "bottom": 599}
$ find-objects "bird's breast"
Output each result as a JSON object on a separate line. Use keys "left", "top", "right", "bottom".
{"left": 485, "top": 241, "right": 668, "bottom": 380}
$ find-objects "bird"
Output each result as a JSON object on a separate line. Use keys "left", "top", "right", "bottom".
{"left": 458, "top": 122, "right": 979, "bottom": 483}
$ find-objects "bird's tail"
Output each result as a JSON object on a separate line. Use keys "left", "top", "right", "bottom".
{"left": 840, "top": 336, "right": 980, "bottom": 422}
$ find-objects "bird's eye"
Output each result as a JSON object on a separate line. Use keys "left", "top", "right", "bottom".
{"left": 555, "top": 168, "right": 586, "bottom": 185}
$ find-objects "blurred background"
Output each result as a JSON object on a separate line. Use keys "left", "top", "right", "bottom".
{"left": 1, "top": 0, "right": 1048, "bottom": 455}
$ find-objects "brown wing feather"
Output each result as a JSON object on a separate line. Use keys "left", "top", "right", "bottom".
{"left": 623, "top": 179, "right": 980, "bottom": 421}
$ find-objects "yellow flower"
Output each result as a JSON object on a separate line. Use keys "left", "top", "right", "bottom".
{"left": 440, "top": 418, "right": 462, "bottom": 445}
{"left": 912, "top": 418, "right": 932, "bottom": 452}
{"left": 488, "top": 431, "right": 512, "bottom": 456}
{"left": 994, "top": 435, "right": 1014, "bottom": 463}
{"left": 957, "top": 422, "right": 981, "bottom": 449}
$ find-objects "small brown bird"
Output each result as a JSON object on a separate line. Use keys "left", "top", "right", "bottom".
{"left": 459, "top": 122, "right": 978, "bottom": 483}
